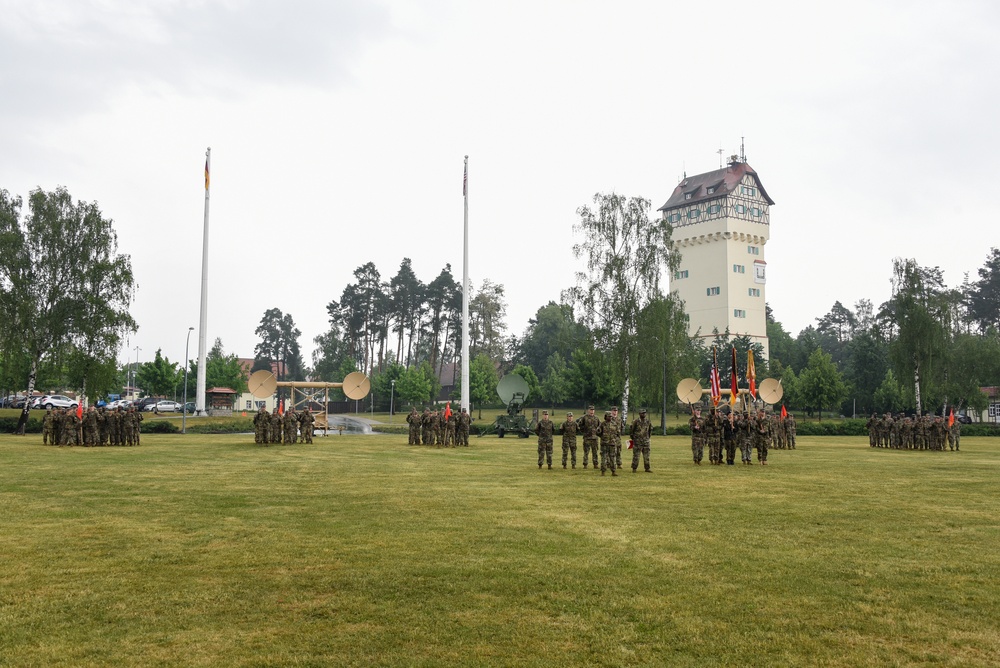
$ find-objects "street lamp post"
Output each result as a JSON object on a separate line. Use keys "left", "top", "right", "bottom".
{"left": 390, "top": 379, "right": 396, "bottom": 422}
{"left": 182, "top": 327, "right": 194, "bottom": 434}
{"left": 133, "top": 346, "right": 141, "bottom": 401}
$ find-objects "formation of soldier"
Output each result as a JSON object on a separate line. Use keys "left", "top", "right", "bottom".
{"left": 406, "top": 406, "right": 471, "bottom": 447}
{"left": 866, "top": 413, "right": 961, "bottom": 451}
{"left": 689, "top": 405, "right": 789, "bottom": 466}
{"left": 253, "top": 405, "right": 315, "bottom": 445}
{"left": 536, "top": 405, "right": 651, "bottom": 476}
{"left": 41, "top": 406, "right": 144, "bottom": 446}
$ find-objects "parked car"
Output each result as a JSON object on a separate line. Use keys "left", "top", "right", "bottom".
{"left": 31, "top": 395, "right": 78, "bottom": 410}
{"left": 957, "top": 414, "right": 973, "bottom": 425}
{"left": 107, "top": 399, "right": 131, "bottom": 410}
{"left": 8, "top": 395, "right": 30, "bottom": 409}
{"left": 179, "top": 402, "right": 196, "bottom": 414}
{"left": 136, "top": 397, "right": 161, "bottom": 412}
{"left": 152, "top": 400, "right": 181, "bottom": 413}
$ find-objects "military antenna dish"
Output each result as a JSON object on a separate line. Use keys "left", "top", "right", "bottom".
{"left": 676, "top": 378, "right": 703, "bottom": 404}
{"left": 496, "top": 374, "right": 530, "bottom": 405}
{"left": 248, "top": 370, "right": 278, "bottom": 399}
{"left": 758, "top": 378, "right": 784, "bottom": 405}
{"left": 342, "top": 372, "right": 371, "bottom": 401}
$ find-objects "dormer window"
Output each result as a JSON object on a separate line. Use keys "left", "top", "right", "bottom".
{"left": 684, "top": 193, "right": 692, "bottom": 200}
{"left": 706, "top": 187, "right": 715, "bottom": 194}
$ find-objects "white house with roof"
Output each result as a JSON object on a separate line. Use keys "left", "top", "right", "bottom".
{"left": 659, "top": 157, "right": 773, "bottom": 358}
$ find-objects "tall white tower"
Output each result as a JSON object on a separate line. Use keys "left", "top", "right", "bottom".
{"left": 659, "top": 157, "right": 773, "bottom": 358}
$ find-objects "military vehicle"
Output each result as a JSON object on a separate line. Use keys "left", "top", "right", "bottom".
{"left": 482, "top": 374, "right": 534, "bottom": 438}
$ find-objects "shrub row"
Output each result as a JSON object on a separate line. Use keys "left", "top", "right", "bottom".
{"left": 0, "top": 417, "right": 41, "bottom": 434}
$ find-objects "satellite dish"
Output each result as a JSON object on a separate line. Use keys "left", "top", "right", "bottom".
{"left": 676, "top": 378, "right": 703, "bottom": 404}
{"left": 496, "top": 374, "right": 530, "bottom": 404}
{"left": 758, "top": 378, "right": 784, "bottom": 405}
{"left": 342, "top": 372, "right": 371, "bottom": 400}
{"left": 248, "top": 370, "right": 277, "bottom": 398}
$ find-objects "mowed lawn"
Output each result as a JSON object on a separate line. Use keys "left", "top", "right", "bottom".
{"left": 1, "top": 432, "right": 998, "bottom": 667}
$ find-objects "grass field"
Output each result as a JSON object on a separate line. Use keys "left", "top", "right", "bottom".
{"left": 2, "top": 432, "right": 999, "bottom": 667}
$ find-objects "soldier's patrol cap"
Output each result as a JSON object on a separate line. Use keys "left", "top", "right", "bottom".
{"left": 639, "top": 408, "right": 647, "bottom": 414}
{"left": 542, "top": 410, "right": 548, "bottom": 415}
{"left": 567, "top": 411, "right": 573, "bottom": 416}
{"left": 604, "top": 411, "right": 611, "bottom": 418}
{"left": 611, "top": 405, "right": 619, "bottom": 411}
{"left": 587, "top": 405, "right": 595, "bottom": 410}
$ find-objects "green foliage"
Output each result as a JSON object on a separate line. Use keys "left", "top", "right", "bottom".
{"left": 135, "top": 348, "right": 180, "bottom": 398}
{"left": 396, "top": 364, "right": 433, "bottom": 408}
{"left": 538, "top": 353, "right": 571, "bottom": 405}
{"left": 797, "top": 348, "right": 848, "bottom": 420}
{"left": 254, "top": 308, "right": 305, "bottom": 381}
{"left": 510, "top": 364, "right": 539, "bottom": 405}
{"left": 968, "top": 247, "right": 1000, "bottom": 332}
{"left": 186, "top": 338, "right": 248, "bottom": 397}
{"left": 520, "top": 302, "right": 587, "bottom": 379}
{"left": 0, "top": 186, "right": 136, "bottom": 433}
{"left": 0, "top": 416, "right": 42, "bottom": 433}
{"left": 467, "top": 353, "right": 500, "bottom": 413}
{"left": 872, "top": 369, "right": 904, "bottom": 414}
{"left": 142, "top": 420, "right": 179, "bottom": 434}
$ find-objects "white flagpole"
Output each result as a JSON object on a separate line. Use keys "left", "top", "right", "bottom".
{"left": 196, "top": 147, "right": 211, "bottom": 415}
{"left": 461, "top": 155, "right": 470, "bottom": 412}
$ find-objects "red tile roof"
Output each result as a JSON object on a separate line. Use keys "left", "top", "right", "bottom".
{"left": 658, "top": 161, "right": 774, "bottom": 212}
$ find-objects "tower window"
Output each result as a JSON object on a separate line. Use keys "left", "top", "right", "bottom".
{"left": 687, "top": 209, "right": 700, "bottom": 219}
{"left": 708, "top": 204, "right": 721, "bottom": 214}
{"left": 747, "top": 245, "right": 759, "bottom": 255}
{"left": 734, "top": 309, "right": 746, "bottom": 318}
{"left": 707, "top": 287, "right": 720, "bottom": 296}
{"left": 674, "top": 270, "right": 689, "bottom": 280}
{"left": 748, "top": 288, "right": 761, "bottom": 297}
{"left": 733, "top": 264, "right": 745, "bottom": 274}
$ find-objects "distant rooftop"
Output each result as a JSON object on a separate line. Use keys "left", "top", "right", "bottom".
{"left": 658, "top": 160, "right": 774, "bottom": 213}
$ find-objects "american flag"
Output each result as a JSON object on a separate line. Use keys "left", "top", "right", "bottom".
{"left": 709, "top": 348, "right": 721, "bottom": 407}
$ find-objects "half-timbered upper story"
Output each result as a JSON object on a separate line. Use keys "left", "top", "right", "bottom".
{"left": 657, "top": 159, "right": 774, "bottom": 227}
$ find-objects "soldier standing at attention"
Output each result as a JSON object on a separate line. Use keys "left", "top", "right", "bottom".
{"left": 611, "top": 406, "right": 624, "bottom": 469}
{"left": 738, "top": 410, "right": 753, "bottom": 464}
{"left": 445, "top": 407, "right": 458, "bottom": 447}
{"left": 597, "top": 411, "right": 618, "bottom": 476}
{"left": 560, "top": 411, "right": 578, "bottom": 469}
{"left": 406, "top": 408, "right": 420, "bottom": 445}
{"left": 284, "top": 406, "right": 298, "bottom": 444}
{"left": 84, "top": 406, "right": 99, "bottom": 446}
{"left": 42, "top": 408, "right": 54, "bottom": 445}
{"left": 577, "top": 405, "right": 600, "bottom": 469}
{"left": 755, "top": 408, "right": 770, "bottom": 465}
{"left": 97, "top": 407, "right": 109, "bottom": 446}
{"left": 457, "top": 408, "right": 471, "bottom": 446}
{"left": 299, "top": 407, "right": 315, "bottom": 444}
{"left": 704, "top": 406, "right": 722, "bottom": 465}
{"left": 431, "top": 409, "right": 443, "bottom": 447}
{"left": 722, "top": 409, "right": 737, "bottom": 465}
{"left": 949, "top": 418, "right": 961, "bottom": 451}
{"left": 866, "top": 413, "right": 877, "bottom": 447}
{"left": 629, "top": 408, "right": 652, "bottom": 473}
{"left": 689, "top": 406, "right": 705, "bottom": 465}
{"left": 420, "top": 408, "right": 432, "bottom": 445}
{"left": 535, "top": 410, "right": 554, "bottom": 469}
{"left": 132, "top": 406, "right": 144, "bottom": 445}
{"left": 253, "top": 406, "right": 268, "bottom": 444}
{"left": 785, "top": 412, "right": 797, "bottom": 449}
{"left": 270, "top": 408, "right": 283, "bottom": 444}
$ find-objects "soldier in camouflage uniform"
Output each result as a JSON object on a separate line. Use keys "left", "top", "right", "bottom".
{"left": 42, "top": 408, "right": 54, "bottom": 445}
{"left": 420, "top": 409, "right": 432, "bottom": 445}
{"left": 97, "top": 407, "right": 109, "bottom": 446}
{"left": 254, "top": 406, "right": 269, "bottom": 444}
{"left": 270, "top": 409, "right": 283, "bottom": 444}
{"left": 457, "top": 408, "right": 471, "bottom": 446}
{"left": 52, "top": 408, "right": 65, "bottom": 446}
{"left": 629, "top": 408, "right": 652, "bottom": 473}
{"left": 738, "top": 410, "right": 753, "bottom": 464}
{"left": 755, "top": 408, "right": 770, "bottom": 464}
{"left": 948, "top": 419, "right": 961, "bottom": 451}
{"left": 704, "top": 406, "right": 722, "bottom": 465}
{"left": 611, "top": 406, "right": 623, "bottom": 469}
{"left": 431, "top": 409, "right": 442, "bottom": 447}
{"left": 576, "top": 405, "right": 600, "bottom": 469}
{"left": 84, "top": 407, "right": 99, "bottom": 446}
{"left": 299, "top": 408, "right": 315, "bottom": 444}
{"left": 722, "top": 409, "right": 737, "bottom": 465}
{"left": 689, "top": 406, "right": 705, "bottom": 465}
{"left": 901, "top": 416, "right": 913, "bottom": 449}
{"left": 535, "top": 410, "right": 554, "bottom": 469}
{"left": 63, "top": 409, "right": 81, "bottom": 446}
{"left": 785, "top": 413, "right": 796, "bottom": 449}
{"left": 445, "top": 407, "right": 458, "bottom": 447}
{"left": 406, "top": 408, "right": 420, "bottom": 445}
{"left": 866, "top": 413, "right": 877, "bottom": 447}
{"left": 284, "top": 406, "right": 298, "bottom": 444}
{"left": 597, "top": 411, "right": 618, "bottom": 476}
{"left": 560, "top": 411, "right": 578, "bottom": 469}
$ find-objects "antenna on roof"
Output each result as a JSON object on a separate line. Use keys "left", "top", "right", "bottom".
{"left": 717, "top": 146, "right": 724, "bottom": 169}
{"left": 740, "top": 136, "right": 746, "bottom": 163}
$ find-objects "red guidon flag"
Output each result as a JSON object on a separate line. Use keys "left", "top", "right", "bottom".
{"left": 730, "top": 346, "right": 739, "bottom": 406}
{"left": 709, "top": 347, "right": 721, "bottom": 407}
{"left": 948, "top": 408, "right": 954, "bottom": 428}
{"left": 781, "top": 404, "right": 788, "bottom": 419}
{"left": 278, "top": 399, "right": 284, "bottom": 416}
{"left": 77, "top": 403, "right": 83, "bottom": 420}
{"left": 627, "top": 439, "right": 634, "bottom": 450}
{"left": 444, "top": 403, "right": 452, "bottom": 422}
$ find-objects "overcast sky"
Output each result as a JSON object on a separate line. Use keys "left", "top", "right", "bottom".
{"left": 3, "top": 0, "right": 999, "bottom": 370}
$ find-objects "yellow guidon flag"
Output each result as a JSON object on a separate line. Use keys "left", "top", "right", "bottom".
{"left": 747, "top": 350, "right": 757, "bottom": 399}
{"left": 204, "top": 158, "right": 210, "bottom": 190}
